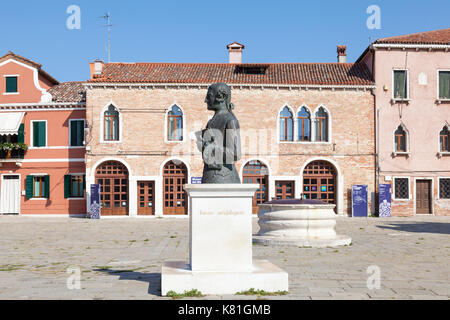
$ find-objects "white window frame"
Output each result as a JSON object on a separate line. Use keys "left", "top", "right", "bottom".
{"left": 392, "top": 176, "right": 411, "bottom": 201}
{"left": 29, "top": 173, "right": 49, "bottom": 200}
{"left": 437, "top": 177, "right": 450, "bottom": 200}
{"left": 67, "top": 173, "right": 86, "bottom": 200}
{"left": 3, "top": 75, "right": 19, "bottom": 95}
{"left": 29, "top": 120, "right": 48, "bottom": 148}
{"left": 277, "top": 104, "right": 295, "bottom": 144}
{"left": 100, "top": 102, "right": 122, "bottom": 144}
{"left": 392, "top": 123, "right": 410, "bottom": 156}
{"left": 311, "top": 104, "right": 332, "bottom": 144}
{"left": 392, "top": 69, "right": 410, "bottom": 101}
{"left": 164, "top": 103, "right": 186, "bottom": 143}
{"left": 295, "top": 104, "right": 313, "bottom": 144}
{"left": 437, "top": 69, "right": 450, "bottom": 102}
{"left": 69, "top": 119, "right": 86, "bottom": 147}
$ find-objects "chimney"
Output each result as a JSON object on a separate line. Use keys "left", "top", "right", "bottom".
{"left": 227, "top": 42, "right": 245, "bottom": 64}
{"left": 89, "top": 59, "right": 104, "bottom": 79}
{"left": 337, "top": 45, "right": 347, "bottom": 63}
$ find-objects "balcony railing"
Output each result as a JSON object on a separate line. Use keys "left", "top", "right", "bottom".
{"left": 0, "top": 149, "right": 25, "bottom": 160}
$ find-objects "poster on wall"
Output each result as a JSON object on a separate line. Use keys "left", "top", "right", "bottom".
{"left": 352, "top": 185, "right": 368, "bottom": 217}
{"left": 378, "top": 184, "right": 392, "bottom": 217}
{"left": 90, "top": 184, "right": 101, "bottom": 219}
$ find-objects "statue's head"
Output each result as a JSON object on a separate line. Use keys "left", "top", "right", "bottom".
{"left": 205, "top": 82, "right": 232, "bottom": 112}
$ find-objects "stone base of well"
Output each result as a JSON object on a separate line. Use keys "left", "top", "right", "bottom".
{"left": 161, "top": 260, "right": 288, "bottom": 295}
{"left": 254, "top": 199, "right": 351, "bottom": 248}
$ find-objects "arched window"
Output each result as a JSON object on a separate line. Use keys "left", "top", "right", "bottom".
{"left": 279, "top": 106, "right": 293, "bottom": 141}
{"left": 394, "top": 125, "right": 407, "bottom": 152}
{"left": 167, "top": 105, "right": 183, "bottom": 141}
{"left": 440, "top": 126, "right": 450, "bottom": 152}
{"left": 297, "top": 107, "right": 311, "bottom": 141}
{"left": 104, "top": 105, "right": 119, "bottom": 141}
{"left": 314, "top": 107, "right": 328, "bottom": 142}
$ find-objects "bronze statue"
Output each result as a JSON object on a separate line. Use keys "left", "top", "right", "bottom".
{"left": 201, "top": 82, "right": 241, "bottom": 183}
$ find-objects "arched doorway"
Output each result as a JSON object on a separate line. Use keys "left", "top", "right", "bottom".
{"left": 163, "top": 160, "right": 188, "bottom": 215}
{"left": 243, "top": 160, "right": 269, "bottom": 213}
{"left": 95, "top": 161, "right": 129, "bottom": 215}
{"left": 303, "top": 160, "right": 337, "bottom": 207}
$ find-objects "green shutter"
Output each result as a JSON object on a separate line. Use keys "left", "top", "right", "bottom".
{"left": 38, "top": 122, "right": 46, "bottom": 147}
{"left": 25, "top": 176, "right": 33, "bottom": 199}
{"left": 82, "top": 175, "right": 86, "bottom": 194}
{"left": 439, "top": 71, "right": 450, "bottom": 99}
{"left": 64, "top": 175, "right": 71, "bottom": 198}
{"left": 394, "top": 71, "right": 406, "bottom": 99}
{"left": 5, "top": 77, "right": 17, "bottom": 93}
{"left": 18, "top": 123, "right": 24, "bottom": 143}
{"left": 44, "top": 175, "right": 50, "bottom": 198}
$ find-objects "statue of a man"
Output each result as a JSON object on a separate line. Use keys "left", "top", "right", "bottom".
{"left": 201, "top": 82, "right": 241, "bottom": 184}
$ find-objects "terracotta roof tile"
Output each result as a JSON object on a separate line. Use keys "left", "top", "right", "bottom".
{"left": 89, "top": 62, "right": 373, "bottom": 86}
{"left": 375, "top": 28, "right": 450, "bottom": 45}
{"left": 48, "top": 81, "right": 86, "bottom": 103}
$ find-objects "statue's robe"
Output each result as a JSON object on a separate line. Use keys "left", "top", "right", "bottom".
{"left": 202, "top": 110, "right": 241, "bottom": 184}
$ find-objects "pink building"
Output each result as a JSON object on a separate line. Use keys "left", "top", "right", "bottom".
{"left": 358, "top": 28, "right": 450, "bottom": 216}
{"left": 0, "top": 52, "right": 86, "bottom": 216}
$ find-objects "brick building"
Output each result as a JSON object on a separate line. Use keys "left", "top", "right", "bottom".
{"left": 357, "top": 28, "right": 450, "bottom": 216}
{"left": 84, "top": 44, "right": 376, "bottom": 217}
{"left": 0, "top": 52, "right": 86, "bottom": 216}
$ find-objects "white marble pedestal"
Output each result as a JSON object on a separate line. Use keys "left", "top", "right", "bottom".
{"left": 161, "top": 184, "right": 289, "bottom": 295}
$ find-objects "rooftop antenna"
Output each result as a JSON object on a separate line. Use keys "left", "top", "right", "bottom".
{"left": 100, "top": 12, "right": 113, "bottom": 63}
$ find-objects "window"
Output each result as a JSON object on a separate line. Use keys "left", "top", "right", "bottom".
{"left": 279, "top": 106, "right": 293, "bottom": 141}
{"left": 394, "top": 125, "right": 407, "bottom": 152}
{"left": 314, "top": 107, "right": 328, "bottom": 142}
{"left": 104, "top": 105, "right": 119, "bottom": 141}
{"left": 438, "top": 71, "right": 450, "bottom": 100}
{"left": 440, "top": 126, "right": 450, "bottom": 152}
{"left": 32, "top": 121, "right": 46, "bottom": 147}
{"left": 439, "top": 178, "right": 450, "bottom": 199}
{"left": 167, "top": 105, "right": 183, "bottom": 141}
{"left": 25, "top": 175, "right": 50, "bottom": 199}
{"left": 394, "top": 178, "right": 409, "bottom": 199}
{"left": 5, "top": 76, "right": 17, "bottom": 93}
{"left": 297, "top": 107, "right": 311, "bottom": 141}
{"left": 393, "top": 70, "right": 408, "bottom": 100}
{"left": 64, "top": 174, "right": 85, "bottom": 198}
{"left": 70, "top": 120, "right": 85, "bottom": 146}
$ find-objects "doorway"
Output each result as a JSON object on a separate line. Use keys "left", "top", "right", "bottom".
{"left": 0, "top": 175, "right": 21, "bottom": 214}
{"left": 163, "top": 160, "right": 188, "bottom": 215}
{"left": 95, "top": 161, "right": 129, "bottom": 215}
{"left": 416, "top": 180, "right": 432, "bottom": 214}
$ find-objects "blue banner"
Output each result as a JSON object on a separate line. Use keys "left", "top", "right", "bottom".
{"left": 90, "top": 184, "right": 100, "bottom": 219}
{"left": 352, "top": 185, "right": 368, "bottom": 217}
{"left": 378, "top": 184, "right": 391, "bottom": 217}
{"left": 191, "top": 177, "right": 202, "bottom": 184}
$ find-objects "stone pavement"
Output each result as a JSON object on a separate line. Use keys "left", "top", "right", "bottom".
{"left": 0, "top": 215, "right": 448, "bottom": 300}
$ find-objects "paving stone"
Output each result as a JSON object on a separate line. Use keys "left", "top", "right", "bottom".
{"left": 0, "top": 215, "right": 449, "bottom": 299}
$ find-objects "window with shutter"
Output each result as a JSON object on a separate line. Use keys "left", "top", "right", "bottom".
{"left": 393, "top": 70, "right": 408, "bottom": 100}
{"left": 5, "top": 76, "right": 18, "bottom": 93}
{"left": 32, "top": 121, "right": 46, "bottom": 147}
{"left": 439, "top": 71, "right": 450, "bottom": 100}
{"left": 70, "top": 120, "right": 84, "bottom": 146}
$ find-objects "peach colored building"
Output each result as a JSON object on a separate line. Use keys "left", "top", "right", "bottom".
{"left": 358, "top": 28, "right": 450, "bottom": 216}
{"left": 0, "top": 52, "right": 86, "bottom": 216}
{"left": 84, "top": 45, "right": 376, "bottom": 217}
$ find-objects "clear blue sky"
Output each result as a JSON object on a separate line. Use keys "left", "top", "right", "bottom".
{"left": 1, "top": 0, "right": 448, "bottom": 82}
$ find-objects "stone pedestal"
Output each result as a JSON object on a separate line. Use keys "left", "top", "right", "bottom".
{"left": 161, "top": 184, "right": 289, "bottom": 295}
{"left": 253, "top": 199, "right": 352, "bottom": 247}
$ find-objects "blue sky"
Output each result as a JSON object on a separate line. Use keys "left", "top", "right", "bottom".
{"left": 1, "top": 0, "right": 448, "bottom": 82}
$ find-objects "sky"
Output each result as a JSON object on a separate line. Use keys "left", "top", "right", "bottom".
{"left": 1, "top": 0, "right": 448, "bottom": 82}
